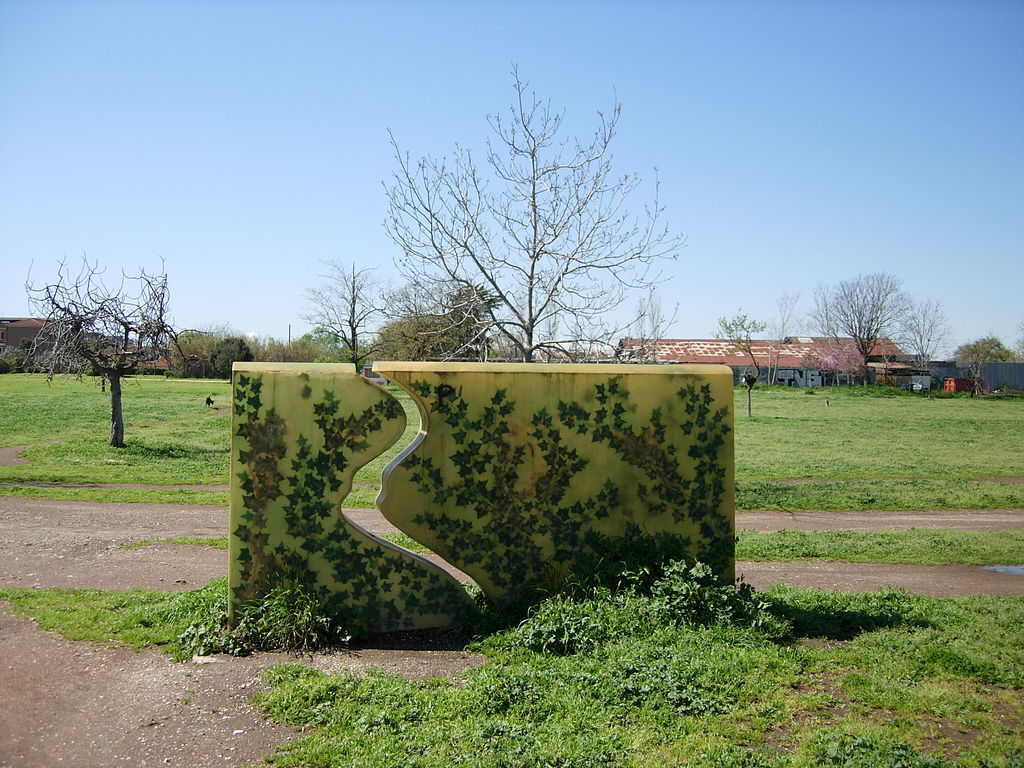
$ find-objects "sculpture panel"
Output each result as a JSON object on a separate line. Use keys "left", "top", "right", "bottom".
{"left": 230, "top": 362, "right": 734, "bottom": 631}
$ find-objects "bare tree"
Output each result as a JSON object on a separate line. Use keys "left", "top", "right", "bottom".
{"left": 1016, "top": 316, "right": 1024, "bottom": 360}
{"left": 812, "top": 273, "right": 909, "bottom": 360}
{"left": 27, "top": 258, "right": 174, "bottom": 448}
{"left": 716, "top": 310, "right": 767, "bottom": 417}
{"left": 385, "top": 68, "right": 685, "bottom": 362}
{"left": 618, "top": 289, "right": 676, "bottom": 362}
{"left": 304, "top": 260, "right": 385, "bottom": 372}
{"left": 899, "top": 298, "right": 951, "bottom": 368}
{"left": 766, "top": 291, "right": 801, "bottom": 385}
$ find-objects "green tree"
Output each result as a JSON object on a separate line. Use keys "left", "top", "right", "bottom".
{"left": 212, "top": 336, "right": 254, "bottom": 379}
{"left": 952, "top": 336, "right": 1016, "bottom": 395}
{"left": 716, "top": 310, "right": 767, "bottom": 417}
{"left": 172, "top": 326, "right": 230, "bottom": 378}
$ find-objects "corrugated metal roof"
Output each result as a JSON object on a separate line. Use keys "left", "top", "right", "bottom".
{"left": 618, "top": 337, "right": 904, "bottom": 368}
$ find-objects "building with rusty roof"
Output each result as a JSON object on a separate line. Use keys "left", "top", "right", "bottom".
{"left": 617, "top": 336, "right": 921, "bottom": 388}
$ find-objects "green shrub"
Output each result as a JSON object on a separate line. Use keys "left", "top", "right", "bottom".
{"left": 170, "top": 578, "right": 352, "bottom": 658}
{"left": 231, "top": 580, "right": 353, "bottom": 652}
{"left": 649, "top": 561, "right": 788, "bottom": 636}
{"left": 806, "top": 729, "right": 956, "bottom": 767}
{"left": 496, "top": 560, "right": 788, "bottom": 655}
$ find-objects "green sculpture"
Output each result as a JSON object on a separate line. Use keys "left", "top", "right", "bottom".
{"left": 230, "top": 362, "right": 734, "bottom": 631}
{"left": 229, "top": 364, "right": 474, "bottom": 632}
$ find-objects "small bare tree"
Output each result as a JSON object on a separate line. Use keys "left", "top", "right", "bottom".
{"left": 385, "top": 68, "right": 685, "bottom": 362}
{"left": 766, "top": 291, "right": 801, "bottom": 384}
{"left": 716, "top": 310, "right": 767, "bottom": 417}
{"left": 899, "top": 298, "right": 950, "bottom": 368}
{"left": 27, "top": 258, "right": 174, "bottom": 448}
{"left": 812, "top": 273, "right": 909, "bottom": 360}
{"left": 304, "top": 260, "right": 386, "bottom": 372}
{"left": 618, "top": 289, "right": 676, "bottom": 362}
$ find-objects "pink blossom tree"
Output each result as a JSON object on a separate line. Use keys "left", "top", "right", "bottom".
{"left": 807, "top": 343, "right": 865, "bottom": 388}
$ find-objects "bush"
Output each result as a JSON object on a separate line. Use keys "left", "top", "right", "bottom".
{"left": 496, "top": 560, "right": 788, "bottom": 655}
{"left": 210, "top": 336, "right": 253, "bottom": 379}
{"left": 231, "top": 580, "right": 352, "bottom": 652}
{"left": 806, "top": 729, "right": 958, "bottom": 767}
{"left": 173, "top": 578, "right": 352, "bottom": 658}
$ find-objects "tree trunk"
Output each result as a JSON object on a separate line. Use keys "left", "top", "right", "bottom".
{"left": 746, "top": 383, "right": 753, "bottom": 418}
{"left": 109, "top": 373, "right": 125, "bottom": 448}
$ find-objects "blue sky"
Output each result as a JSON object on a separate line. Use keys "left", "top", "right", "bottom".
{"left": 2, "top": 0, "right": 1022, "bottom": 355}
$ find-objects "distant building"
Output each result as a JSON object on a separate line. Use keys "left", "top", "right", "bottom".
{"left": 0, "top": 318, "right": 45, "bottom": 356}
{"left": 616, "top": 336, "right": 925, "bottom": 388}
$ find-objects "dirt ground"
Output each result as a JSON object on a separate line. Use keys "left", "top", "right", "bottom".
{"left": 1, "top": 497, "right": 1022, "bottom": 767}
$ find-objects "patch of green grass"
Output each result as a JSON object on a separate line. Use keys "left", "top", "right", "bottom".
{"left": 4, "top": 562, "right": 1021, "bottom": 766}
{"left": 738, "top": 479, "right": 1024, "bottom": 512}
{"left": 3, "top": 375, "right": 1023, "bottom": 511}
{"left": 0, "top": 415, "right": 231, "bottom": 484}
{"left": 250, "top": 583, "right": 1024, "bottom": 767}
{"left": 0, "top": 581, "right": 227, "bottom": 660}
{"left": 124, "top": 537, "right": 229, "bottom": 550}
{"left": 0, "top": 485, "right": 228, "bottom": 505}
{"left": 735, "top": 387, "right": 1024, "bottom": 481}
{"left": 0, "top": 374, "right": 230, "bottom": 445}
{"left": 736, "top": 528, "right": 1024, "bottom": 566}
{"left": 0, "top": 577, "right": 351, "bottom": 660}
{"left": 379, "top": 532, "right": 433, "bottom": 553}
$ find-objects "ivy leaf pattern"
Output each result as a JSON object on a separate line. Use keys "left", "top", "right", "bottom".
{"left": 378, "top": 367, "right": 735, "bottom": 612}
{"left": 230, "top": 367, "right": 474, "bottom": 632}
{"left": 232, "top": 365, "right": 735, "bottom": 629}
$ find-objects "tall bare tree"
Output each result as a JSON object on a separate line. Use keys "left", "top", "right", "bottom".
{"left": 1016, "top": 316, "right": 1024, "bottom": 361}
{"left": 385, "top": 68, "right": 685, "bottom": 362}
{"left": 716, "top": 310, "right": 767, "bottom": 417}
{"left": 899, "top": 297, "right": 951, "bottom": 368}
{"left": 304, "top": 260, "right": 385, "bottom": 372}
{"left": 27, "top": 258, "right": 174, "bottom": 447}
{"left": 812, "top": 272, "right": 909, "bottom": 359}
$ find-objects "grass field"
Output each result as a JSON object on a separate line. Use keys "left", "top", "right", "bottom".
{"left": 2, "top": 373, "right": 1022, "bottom": 766}
{"left": 1, "top": 374, "right": 1022, "bottom": 511}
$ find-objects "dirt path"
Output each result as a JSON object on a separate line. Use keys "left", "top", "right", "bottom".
{"left": 0, "top": 498, "right": 484, "bottom": 767}
{"left": 1, "top": 497, "right": 1022, "bottom": 767}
